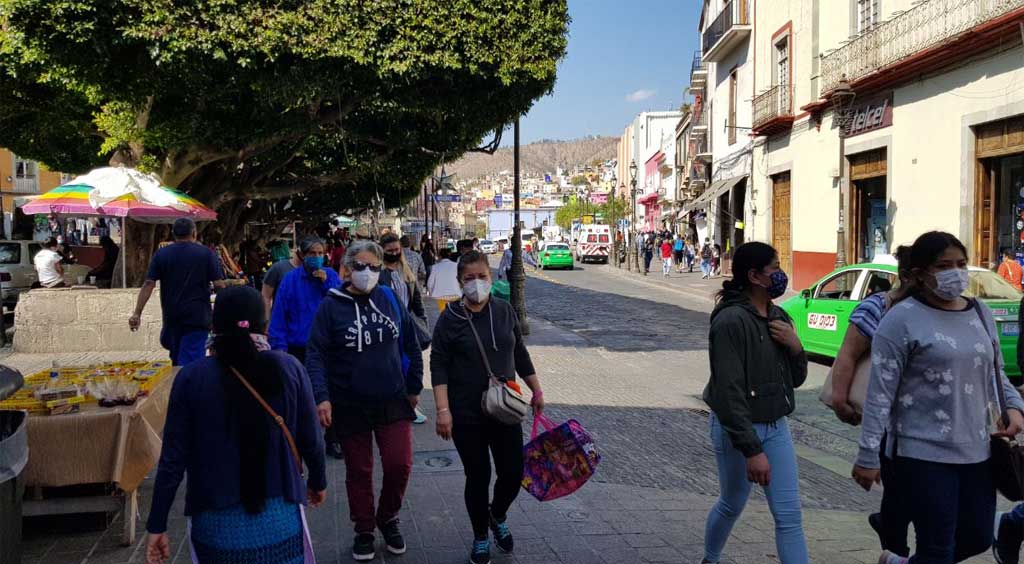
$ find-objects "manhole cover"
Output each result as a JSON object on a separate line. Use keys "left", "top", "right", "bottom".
{"left": 412, "top": 449, "right": 464, "bottom": 474}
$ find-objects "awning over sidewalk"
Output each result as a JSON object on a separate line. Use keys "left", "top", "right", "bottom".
{"left": 681, "top": 175, "right": 746, "bottom": 213}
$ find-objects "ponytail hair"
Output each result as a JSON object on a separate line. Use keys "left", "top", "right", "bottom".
{"left": 715, "top": 242, "right": 778, "bottom": 303}
{"left": 210, "top": 286, "right": 283, "bottom": 514}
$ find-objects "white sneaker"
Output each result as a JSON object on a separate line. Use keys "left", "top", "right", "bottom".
{"left": 413, "top": 408, "right": 427, "bottom": 424}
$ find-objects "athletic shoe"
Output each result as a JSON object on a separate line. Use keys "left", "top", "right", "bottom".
{"left": 352, "top": 533, "right": 375, "bottom": 561}
{"left": 868, "top": 512, "right": 883, "bottom": 547}
{"left": 489, "top": 515, "right": 514, "bottom": 553}
{"left": 470, "top": 538, "right": 491, "bottom": 564}
{"left": 380, "top": 519, "right": 407, "bottom": 555}
{"left": 878, "top": 550, "right": 908, "bottom": 564}
{"left": 995, "top": 511, "right": 1023, "bottom": 564}
{"left": 413, "top": 407, "right": 428, "bottom": 425}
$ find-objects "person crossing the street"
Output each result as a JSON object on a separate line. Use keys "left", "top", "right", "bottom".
{"left": 702, "top": 241, "right": 809, "bottom": 564}
{"left": 430, "top": 250, "right": 544, "bottom": 564}
{"left": 700, "top": 239, "right": 713, "bottom": 279}
{"left": 660, "top": 238, "right": 673, "bottom": 277}
{"left": 673, "top": 235, "right": 685, "bottom": 273}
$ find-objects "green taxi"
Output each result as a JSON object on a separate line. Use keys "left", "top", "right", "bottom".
{"left": 539, "top": 242, "right": 573, "bottom": 270}
{"left": 780, "top": 261, "right": 1022, "bottom": 383}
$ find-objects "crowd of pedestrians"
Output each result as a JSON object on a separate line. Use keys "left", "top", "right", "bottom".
{"left": 131, "top": 218, "right": 1024, "bottom": 564}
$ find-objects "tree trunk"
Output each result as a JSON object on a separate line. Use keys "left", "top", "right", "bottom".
{"left": 112, "top": 219, "right": 156, "bottom": 288}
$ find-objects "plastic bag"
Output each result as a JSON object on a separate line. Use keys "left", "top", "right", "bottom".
{"left": 521, "top": 414, "right": 600, "bottom": 502}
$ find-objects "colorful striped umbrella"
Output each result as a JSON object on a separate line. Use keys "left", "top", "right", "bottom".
{"left": 22, "top": 167, "right": 217, "bottom": 223}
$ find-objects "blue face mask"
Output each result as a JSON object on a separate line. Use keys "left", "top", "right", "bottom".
{"left": 766, "top": 270, "right": 789, "bottom": 299}
{"left": 304, "top": 255, "right": 324, "bottom": 271}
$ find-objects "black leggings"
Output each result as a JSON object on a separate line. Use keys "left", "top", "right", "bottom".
{"left": 452, "top": 421, "right": 524, "bottom": 539}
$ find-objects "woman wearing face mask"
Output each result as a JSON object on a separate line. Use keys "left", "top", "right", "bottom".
{"left": 852, "top": 231, "right": 1024, "bottom": 564}
{"left": 429, "top": 251, "right": 543, "bottom": 564}
{"left": 702, "top": 242, "right": 808, "bottom": 564}
{"left": 268, "top": 236, "right": 342, "bottom": 363}
{"left": 305, "top": 240, "right": 424, "bottom": 562}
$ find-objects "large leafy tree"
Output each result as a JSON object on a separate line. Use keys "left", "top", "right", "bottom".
{"left": 0, "top": 0, "right": 569, "bottom": 281}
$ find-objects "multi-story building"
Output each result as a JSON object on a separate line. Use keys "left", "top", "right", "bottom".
{"left": 616, "top": 111, "right": 684, "bottom": 233}
{"left": 681, "top": 0, "right": 754, "bottom": 260}
{"left": 743, "top": 0, "right": 1024, "bottom": 289}
{"left": 0, "top": 149, "right": 68, "bottom": 238}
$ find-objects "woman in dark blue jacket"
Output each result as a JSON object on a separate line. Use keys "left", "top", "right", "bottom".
{"left": 306, "top": 240, "right": 424, "bottom": 562}
{"left": 145, "top": 286, "right": 327, "bottom": 564}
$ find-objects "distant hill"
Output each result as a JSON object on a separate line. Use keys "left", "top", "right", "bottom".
{"left": 449, "top": 136, "right": 618, "bottom": 180}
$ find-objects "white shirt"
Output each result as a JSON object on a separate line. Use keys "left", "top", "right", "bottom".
{"left": 34, "top": 249, "right": 63, "bottom": 287}
{"left": 427, "top": 259, "right": 461, "bottom": 300}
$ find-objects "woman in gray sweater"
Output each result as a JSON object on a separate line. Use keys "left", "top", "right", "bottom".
{"left": 854, "top": 231, "right": 1024, "bottom": 564}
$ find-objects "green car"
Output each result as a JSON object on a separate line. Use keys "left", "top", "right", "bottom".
{"left": 540, "top": 242, "right": 573, "bottom": 270}
{"left": 780, "top": 261, "right": 1022, "bottom": 383}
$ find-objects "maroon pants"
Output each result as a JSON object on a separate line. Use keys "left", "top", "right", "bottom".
{"left": 340, "top": 419, "right": 413, "bottom": 534}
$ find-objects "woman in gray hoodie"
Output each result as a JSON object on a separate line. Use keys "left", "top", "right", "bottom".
{"left": 854, "top": 231, "right": 1024, "bottom": 564}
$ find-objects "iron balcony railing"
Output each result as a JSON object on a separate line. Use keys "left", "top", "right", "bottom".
{"left": 821, "top": 0, "right": 1024, "bottom": 94}
{"left": 691, "top": 108, "right": 707, "bottom": 129}
{"left": 752, "top": 84, "right": 792, "bottom": 129}
{"left": 702, "top": 0, "right": 750, "bottom": 56}
{"left": 691, "top": 51, "right": 707, "bottom": 76}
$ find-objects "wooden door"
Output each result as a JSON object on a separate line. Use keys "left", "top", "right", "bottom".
{"left": 975, "top": 159, "right": 998, "bottom": 268}
{"left": 772, "top": 173, "right": 792, "bottom": 275}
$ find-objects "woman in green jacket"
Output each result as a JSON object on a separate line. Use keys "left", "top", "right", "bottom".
{"left": 701, "top": 242, "right": 809, "bottom": 564}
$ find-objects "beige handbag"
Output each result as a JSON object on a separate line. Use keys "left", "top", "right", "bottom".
{"left": 466, "top": 307, "right": 529, "bottom": 424}
{"left": 819, "top": 292, "right": 891, "bottom": 413}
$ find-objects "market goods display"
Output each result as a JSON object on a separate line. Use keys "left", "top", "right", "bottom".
{"left": 0, "top": 360, "right": 171, "bottom": 415}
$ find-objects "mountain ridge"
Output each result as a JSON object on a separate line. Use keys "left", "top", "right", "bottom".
{"left": 448, "top": 135, "right": 618, "bottom": 181}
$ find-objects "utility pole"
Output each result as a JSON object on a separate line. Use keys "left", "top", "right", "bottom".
{"left": 509, "top": 118, "right": 529, "bottom": 335}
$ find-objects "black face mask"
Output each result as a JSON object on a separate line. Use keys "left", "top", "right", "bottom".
{"left": 383, "top": 252, "right": 402, "bottom": 264}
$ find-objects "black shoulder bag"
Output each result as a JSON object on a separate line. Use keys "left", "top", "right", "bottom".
{"left": 972, "top": 298, "right": 1024, "bottom": 501}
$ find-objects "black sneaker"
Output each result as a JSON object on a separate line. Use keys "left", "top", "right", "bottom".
{"left": 352, "top": 533, "right": 375, "bottom": 561}
{"left": 868, "top": 513, "right": 883, "bottom": 547}
{"left": 470, "top": 538, "right": 491, "bottom": 564}
{"left": 380, "top": 519, "right": 407, "bottom": 555}
{"left": 489, "top": 515, "right": 514, "bottom": 553}
{"left": 995, "top": 511, "right": 1023, "bottom": 564}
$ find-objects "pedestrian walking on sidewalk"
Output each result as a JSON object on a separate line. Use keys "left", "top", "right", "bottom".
{"left": 700, "top": 240, "right": 713, "bottom": 279}
{"left": 428, "top": 248, "right": 462, "bottom": 313}
{"left": 702, "top": 242, "right": 809, "bottom": 564}
{"left": 852, "top": 231, "right": 1024, "bottom": 564}
{"left": 998, "top": 248, "right": 1023, "bottom": 291}
{"left": 712, "top": 244, "right": 722, "bottom": 277}
{"left": 643, "top": 239, "right": 654, "bottom": 274}
{"left": 381, "top": 233, "right": 430, "bottom": 425}
{"left": 145, "top": 286, "right": 327, "bottom": 564}
{"left": 429, "top": 251, "right": 544, "bottom": 564}
{"left": 673, "top": 236, "right": 685, "bottom": 273}
{"left": 828, "top": 246, "right": 915, "bottom": 557}
{"left": 660, "top": 239, "right": 673, "bottom": 277}
{"left": 130, "top": 218, "right": 225, "bottom": 366}
{"left": 306, "top": 240, "right": 424, "bottom": 562}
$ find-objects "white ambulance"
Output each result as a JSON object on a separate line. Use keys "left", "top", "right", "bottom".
{"left": 574, "top": 224, "right": 612, "bottom": 263}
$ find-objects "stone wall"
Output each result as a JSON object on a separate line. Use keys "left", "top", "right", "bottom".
{"left": 14, "top": 288, "right": 164, "bottom": 353}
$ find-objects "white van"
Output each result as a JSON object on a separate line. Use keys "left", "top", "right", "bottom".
{"left": 575, "top": 224, "right": 612, "bottom": 263}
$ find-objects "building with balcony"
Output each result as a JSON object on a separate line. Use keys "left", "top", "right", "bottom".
{"left": 742, "top": 0, "right": 1024, "bottom": 290}
{"left": 616, "top": 111, "right": 683, "bottom": 233}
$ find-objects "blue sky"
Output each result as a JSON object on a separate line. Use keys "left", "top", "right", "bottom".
{"left": 513, "top": 0, "right": 701, "bottom": 145}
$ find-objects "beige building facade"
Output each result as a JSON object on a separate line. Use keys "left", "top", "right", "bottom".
{"left": 742, "top": 0, "right": 1024, "bottom": 289}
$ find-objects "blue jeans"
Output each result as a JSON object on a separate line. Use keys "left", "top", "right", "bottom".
{"left": 892, "top": 457, "right": 993, "bottom": 564}
{"left": 160, "top": 326, "right": 209, "bottom": 366}
{"left": 704, "top": 414, "right": 808, "bottom": 564}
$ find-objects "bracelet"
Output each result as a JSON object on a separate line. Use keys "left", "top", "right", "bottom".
{"left": 437, "top": 408, "right": 450, "bottom": 414}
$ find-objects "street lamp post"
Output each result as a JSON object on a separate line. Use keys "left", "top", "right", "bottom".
{"left": 628, "top": 159, "right": 639, "bottom": 273}
{"left": 832, "top": 78, "right": 857, "bottom": 270}
{"left": 609, "top": 172, "right": 618, "bottom": 267}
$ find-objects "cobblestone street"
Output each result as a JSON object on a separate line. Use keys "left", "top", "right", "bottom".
{"left": 16, "top": 263, "right": 1002, "bottom": 563}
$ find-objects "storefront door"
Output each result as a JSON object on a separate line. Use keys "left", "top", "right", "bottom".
{"left": 975, "top": 116, "right": 1024, "bottom": 267}
{"left": 848, "top": 149, "right": 887, "bottom": 263}
{"left": 772, "top": 172, "right": 792, "bottom": 275}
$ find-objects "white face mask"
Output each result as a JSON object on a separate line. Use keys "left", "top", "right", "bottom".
{"left": 463, "top": 279, "right": 492, "bottom": 303}
{"left": 932, "top": 268, "right": 969, "bottom": 301}
{"left": 350, "top": 269, "right": 379, "bottom": 292}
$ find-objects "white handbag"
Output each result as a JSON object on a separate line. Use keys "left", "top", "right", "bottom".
{"left": 466, "top": 307, "right": 529, "bottom": 424}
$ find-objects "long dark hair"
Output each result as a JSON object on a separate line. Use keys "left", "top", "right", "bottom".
{"left": 716, "top": 242, "right": 778, "bottom": 302}
{"left": 210, "top": 286, "right": 283, "bottom": 514}
{"left": 906, "top": 231, "right": 967, "bottom": 272}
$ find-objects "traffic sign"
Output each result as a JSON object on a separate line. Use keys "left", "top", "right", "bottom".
{"left": 432, "top": 194, "right": 462, "bottom": 202}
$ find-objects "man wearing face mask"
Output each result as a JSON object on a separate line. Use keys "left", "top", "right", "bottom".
{"left": 268, "top": 236, "right": 342, "bottom": 363}
{"left": 306, "top": 240, "right": 424, "bottom": 562}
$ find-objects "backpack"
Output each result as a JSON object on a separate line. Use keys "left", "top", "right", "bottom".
{"left": 701, "top": 245, "right": 711, "bottom": 259}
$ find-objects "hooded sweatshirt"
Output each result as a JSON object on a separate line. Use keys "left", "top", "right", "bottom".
{"left": 702, "top": 292, "right": 808, "bottom": 457}
{"left": 268, "top": 266, "right": 341, "bottom": 350}
{"left": 306, "top": 284, "right": 423, "bottom": 406}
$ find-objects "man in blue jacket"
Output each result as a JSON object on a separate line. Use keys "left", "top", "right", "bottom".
{"left": 268, "top": 236, "right": 342, "bottom": 361}
{"left": 306, "top": 240, "right": 423, "bottom": 562}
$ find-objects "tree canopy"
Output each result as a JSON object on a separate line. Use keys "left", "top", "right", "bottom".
{"left": 0, "top": 0, "right": 571, "bottom": 232}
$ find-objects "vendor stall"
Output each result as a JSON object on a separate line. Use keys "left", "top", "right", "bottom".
{"left": 0, "top": 361, "right": 175, "bottom": 545}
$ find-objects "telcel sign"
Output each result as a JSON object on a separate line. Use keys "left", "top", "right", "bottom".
{"left": 846, "top": 93, "right": 893, "bottom": 137}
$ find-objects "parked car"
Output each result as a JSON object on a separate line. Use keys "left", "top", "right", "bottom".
{"left": 0, "top": 240, "right": 92, "bottom": 310}
{"left": 479, "top": 239, "right": 497, "bottom": 254}
{"left": 780, "top": 258, "right": 1022, "bottom": 383}
{"left": 539, "top": 243, "right": 573, "bottom": 270}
